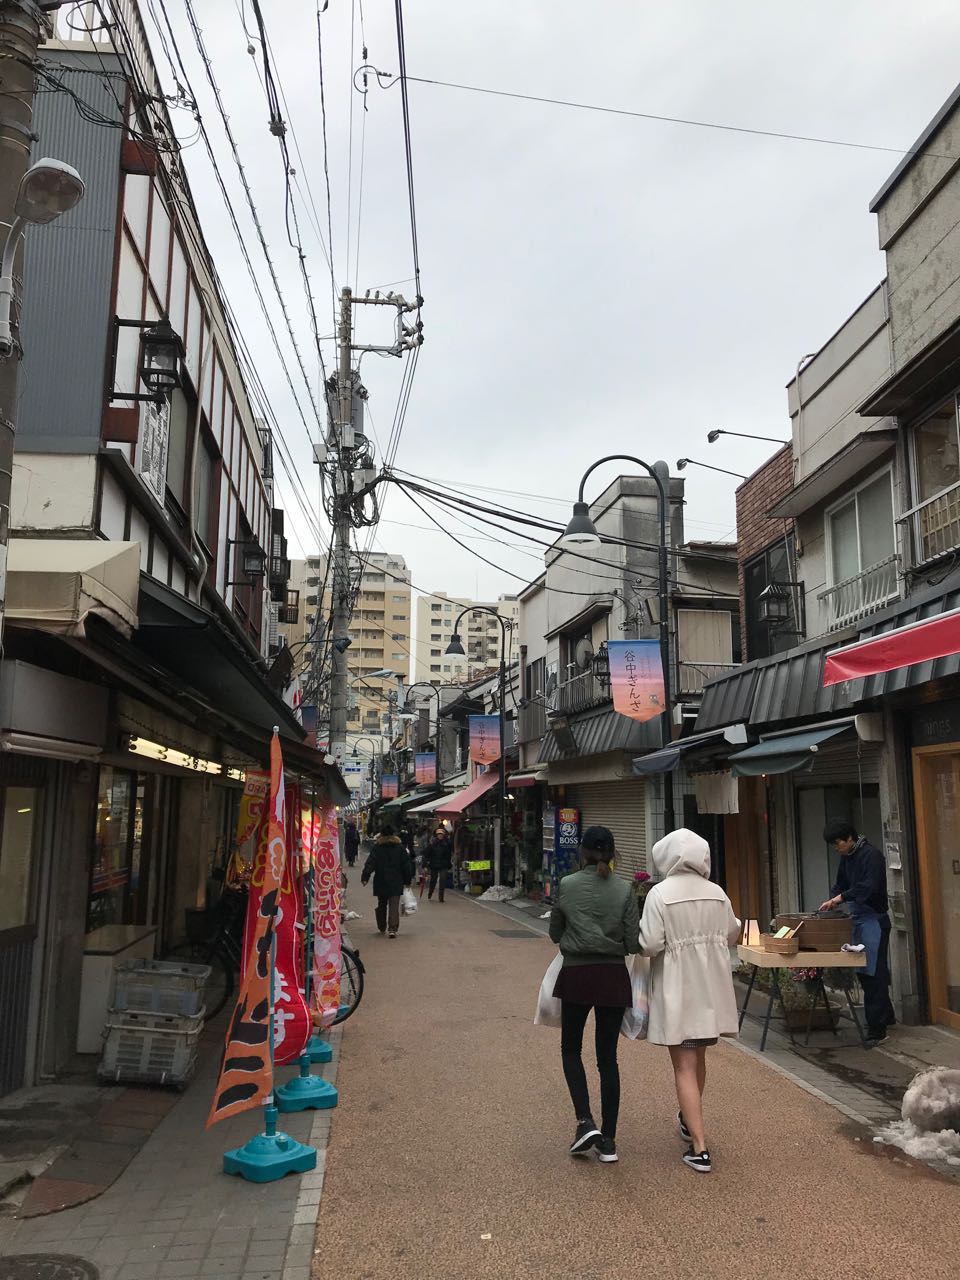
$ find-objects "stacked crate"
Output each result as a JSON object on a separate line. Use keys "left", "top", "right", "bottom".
{"left": 98, "top": 959, "right": 209, "bottom": 1088}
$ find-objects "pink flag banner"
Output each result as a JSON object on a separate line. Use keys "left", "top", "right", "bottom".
{"left": 415, "top": 752, "right": 436, "bottom": 785}
{"left": 469, "top": 715, "right": 500, "bottom": 765}
{"left": 304, "top": 800, "right": 343, "bottom": 1030}
{"left": 608, "top": 640, "right": 665, "bottom": 723}
{"left": 381, "top": 774, "right": 399, "bottom": 799}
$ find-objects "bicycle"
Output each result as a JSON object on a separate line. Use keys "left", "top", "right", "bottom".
{"left": 165, "top": 890, "right": 365, "bottom": 1026}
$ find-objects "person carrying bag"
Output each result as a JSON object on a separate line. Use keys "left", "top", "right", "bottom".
{"left": 546, "top": 826, "right": 641, "bottom": 1165}
{"left": 361, "top": 824, "right": 414, "bottom": 939}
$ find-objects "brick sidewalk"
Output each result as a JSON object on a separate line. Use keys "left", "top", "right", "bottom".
{"left": 0, "top": 1025, "right": 342, "bottom": 1280}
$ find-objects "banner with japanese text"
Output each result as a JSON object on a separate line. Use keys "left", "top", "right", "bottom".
{"left": 608, "top": 639, "right": 665, "bottom": 723}
{"left": 303, "top": 798, "right": 343, "bottom": 1029}
{"left": 415, "top": 752, "right": 436, "bottom": 785}
{"left": 381, "top": 774, "right": 399, "bottom": 799}
{"left": 469, "top": 715, "right": 500, "bottom": 765}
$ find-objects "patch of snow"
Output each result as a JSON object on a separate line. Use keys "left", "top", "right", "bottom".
{"left": 873, "top": 1067, "right": 960, "bottom": 1166}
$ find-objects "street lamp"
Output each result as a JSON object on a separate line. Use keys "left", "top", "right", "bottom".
{"left": 0, "top": 157, "right": 86, "bottom": 358}
{"left": 138, "top": 318, "right": 185, "bottom": 396}
{"left": 706, "top": 429, "right": 787, "bottom": 446}
{"left": 562, "top": 454, "right": 675, "bottom": 834}
{"left": 445, "top": 607, "right": 511, "bottom": 897}
{"left": 351, "top": 735, "right": 382, "bottom": 800}
{"left": 676, "top": 457, "right": 746, "bottom": 480}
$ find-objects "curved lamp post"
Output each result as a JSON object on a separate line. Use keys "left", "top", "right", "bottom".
{"left": 351, "top": 735, "right": 383, "bottom": 801}
{"left": 561, "top": 454, "right": 675, "bottom": 834}
{"left": 446, "top": 607, "right": 510, "bottom": 896}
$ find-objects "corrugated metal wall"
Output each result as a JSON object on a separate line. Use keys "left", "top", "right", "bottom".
{"left": 19, "top": 54, "right": 124, "bottom": 452}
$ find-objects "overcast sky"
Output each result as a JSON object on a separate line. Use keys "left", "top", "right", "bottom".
{"left": 154, "top": 0, "right": 960, "bottom": 638}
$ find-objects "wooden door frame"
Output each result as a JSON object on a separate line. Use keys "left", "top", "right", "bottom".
{"left": 911, "top": 742, "right": 960, "bottom": 1032}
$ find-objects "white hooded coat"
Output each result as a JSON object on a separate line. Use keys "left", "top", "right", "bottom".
{"left": 637, "top": 828, "right": 741, "bottom": 1046}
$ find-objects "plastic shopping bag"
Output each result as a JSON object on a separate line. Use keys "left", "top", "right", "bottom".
{"left": 620, "top": 954, "right": 650, "bottom": 1041}
{"left": 401, "top": 886, "right": 418, "bottom": 915}
{"left": 533, "top": 953, "right": 564, "bottom": 1028}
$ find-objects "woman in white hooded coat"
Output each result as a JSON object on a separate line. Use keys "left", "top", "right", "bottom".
{"left": 638, "top": 828, "right": 740, "bottom": 1174}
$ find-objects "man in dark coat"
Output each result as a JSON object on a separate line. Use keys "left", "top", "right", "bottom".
{"left": 425, "top": 826, "right": 453, "bottom": 902}
{"left": 361, "top": 824, "right": 413, "bottom": 937}
{"left": 344, "top": 820, "right": 360, "bottom": 867}
{"left": 820, "top": 819, "right": 896, "bottom": 1045}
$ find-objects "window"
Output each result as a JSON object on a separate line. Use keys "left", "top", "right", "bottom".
{"left": 430, "top": 664, "right": 441, "bottom": 672}
{"left": 88, "top": 768, "right": 156, "bottom": 931}
{"left": 524, "top": 656, "right": 546, "bottom": 702}
{"left": 193, "top": 431, "right": 218, "bottom": 552}
{"left": 431, "top": 633, "right": 442, "bottom": 642}
{"left": 392, "top": 594, "right": 406, "bottom": 602}
{"left": 392, "top": 652, "right": 405, "bottom": 661}
{"left": 827, "top": 471, "right": 895, "bottom": 584}
{"left": 391, "top": 632, "right": 405, "bottom": 641}
{"left": 743, "top": 537, "right": 800, "bottom": 661}
{"left": 910, "top": 396, "right": 960, "bottom": 564}
{"left": 431, "top": 648, "right": 441, "bottom": 657}
{"left": 393, "top": 614, "right": 407, "bottom": 621}
{"left": 166, "top": 387, "right": 190, "bottom": 507}
{"left": 443, "top": 603, "right": 452, "bottom": 611}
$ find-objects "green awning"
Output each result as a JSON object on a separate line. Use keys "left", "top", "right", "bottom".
{"left": 382, "top": 787, "right": 439, "bottom": 813}
{"left": 728, "top": 725, "right": 850, "bottom": 777}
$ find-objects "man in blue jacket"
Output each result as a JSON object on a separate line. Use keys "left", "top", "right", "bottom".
{"left": 820, "top": 819, "right": 896, "bottom": 1046}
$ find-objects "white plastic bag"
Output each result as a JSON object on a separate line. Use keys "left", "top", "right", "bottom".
{"left": 620, "top": 954, "right": 650, "bottom": 1041}
{"left": 401, "top": 886, "right": 418, "bottom": 915}
{"left": 533, "top": 953, "right": 563, "bottom": 1028}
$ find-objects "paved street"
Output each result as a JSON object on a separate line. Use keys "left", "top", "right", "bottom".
{"left": 315, "top": 890, "right": 958, "bottom": 1280}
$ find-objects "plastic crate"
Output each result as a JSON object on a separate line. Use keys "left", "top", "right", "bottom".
{"left": 98, "top": 1008, "right": 204, "bottom": 1087}
{"left": 111, "top": 958, "right": 210, "bottom": 1017}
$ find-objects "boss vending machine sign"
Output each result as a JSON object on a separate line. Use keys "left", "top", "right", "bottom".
{"left": 542, "top": 804, "right": 581, "bottom": 903}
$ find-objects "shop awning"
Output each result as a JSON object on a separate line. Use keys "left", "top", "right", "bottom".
{"left": 727, "top": 725, "right": 851, "bottom": 777}
{"left": 507, "top": 770, "right": 547, "bottom": 787}
{"left": 382, "top": 787, "right": 440, "bottom": 813}
{"left": 6, "top": 539, "right": 140, "bottom": 637}
{"left": 434, "top": 770, "right": 499, "bottom": 816}
{"left": 824, "top": 608, "right": 960, "bottom": 686}
{"left": 632, "top": 723, "right": 749, "bottom": 775}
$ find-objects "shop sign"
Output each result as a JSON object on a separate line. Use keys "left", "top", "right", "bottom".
{"left": 381, "top": 774, "right": 399, "bottom": 799}
{"left": 137, "top": 396, "right": 169, "bottom": 504}
{"left": 608, "top": 639, "right": 664, "bottom": 722}
{"left": 912, "top": 697, "right": 960, "bottom": 747}
{"left": 415, "top": 752, "right": 436, "bottom": 785}
{"left": 469, "top": 715, "right": 500, "bottom": 764}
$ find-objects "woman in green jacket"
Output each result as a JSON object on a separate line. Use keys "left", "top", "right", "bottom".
{"left": 549, "top": 826, "right": 640, "bottom": 1164}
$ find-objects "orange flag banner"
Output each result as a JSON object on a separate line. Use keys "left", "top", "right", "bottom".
{"left": 207, "top": 731, "right": 286, "bottom": 1128}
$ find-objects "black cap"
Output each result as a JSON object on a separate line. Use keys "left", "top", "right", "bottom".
{"left": 581, "top": 825, "right": 615, "bottom": 854}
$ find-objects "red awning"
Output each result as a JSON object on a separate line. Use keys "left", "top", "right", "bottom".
{"left": 434, "top": 769, "right": 499, "bottom": 815}
{"left": 823, "top": 608, "right": 960, "bottom": 686}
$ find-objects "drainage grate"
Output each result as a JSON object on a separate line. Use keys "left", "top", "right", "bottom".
{"left": 491, "top": 929, "right": 537, "bottom": 939}
{"left": 0, "top": 1259, "right": 98, "bottom": 1280}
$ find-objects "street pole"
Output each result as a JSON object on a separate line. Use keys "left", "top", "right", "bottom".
{"left": 0, "top": 1, "right": 46, "bottom": 643}
{"left": 328, "top": 287, "right": 354, "bottom": 771}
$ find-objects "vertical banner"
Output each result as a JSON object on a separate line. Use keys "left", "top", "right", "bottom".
{"left": 607, "top": 639, "right": 665, "bottom": 723}
{"left": 300, "top": 704, "right": 318, "bottom": 748}
{"left": 271, "top": 783, "right": 311, "bottom": 1066}
{"left": 381, "top": 774, "right": 399, "bottom": 799}
{"left": 304, "top": 799, "right": 343, "bottom": 1029}
{"left": 415, "top": 752, "right": 436, "bottom": 785}
{"left": 208, "top": 732, "right": 287, "bottom": 1127}
{"left": 469, "top": 715, "right": 500, "bottom": 765}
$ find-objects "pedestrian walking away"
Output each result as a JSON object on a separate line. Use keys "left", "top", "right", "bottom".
{"left": 425, "top": 825, "right": 453, "bottom": 902}
{"left": 361, "top": 824, "right": 413, "bottom": 938}
{"left": 638, "top": 828, "right": 741, "bottom": 1175}
{"left": 819, "top": 818, "right": 897, "bottom": 1046}
{"left": 344, "top": 818, "right": 360, "bottom": 867}
{"left": 548, "top": 825, "right": 640, "bottom": 1164}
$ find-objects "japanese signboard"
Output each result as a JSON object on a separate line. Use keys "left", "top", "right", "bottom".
{"left": 608, "top": 639, "right": 665, "bottom": 723}
{"left": 469, "top": 715, "right": 500, "bottom": 765}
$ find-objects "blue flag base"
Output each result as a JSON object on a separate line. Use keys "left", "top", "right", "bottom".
{"left": 223, "top": 1107, "right": 317, "bottom": 1182}
{"left": 307, "top": 1033, "right": 333, "bottom": 1064}
{"left": 276, "top": 1055, "right": 338, "bottom": 1112}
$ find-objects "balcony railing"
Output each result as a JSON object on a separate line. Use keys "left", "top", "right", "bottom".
{"left": 899, "top": 482, "right": 960, "bottom": 568}
{"left": 677, "top": 660, "right": 739, "bottom": 696}
{"left": 556, "top": 669, "right": 609, "bottom": 715}
{"left": 817, "top": 554, "right": 900, "bottom": 632}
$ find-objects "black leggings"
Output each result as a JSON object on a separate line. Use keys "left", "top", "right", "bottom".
{"left": 560, "top": 1002, "right": 623, "bottom": 1139}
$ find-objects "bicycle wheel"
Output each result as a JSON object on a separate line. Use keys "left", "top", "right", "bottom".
{"left": 165, "top": 942, "right": 235, "bottom": 1021}
{"left": 330, "top": 946, "right": 365, "bottom": 1026}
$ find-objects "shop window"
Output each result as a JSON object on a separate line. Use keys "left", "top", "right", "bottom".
{"left": 0, "top": 788, "right": 39, "bottom": 932}
{"left": 743, "top": 536, "right": 800, "bottom": 661}
{"left": 88, "top": 768, "right": 158, "bottom": 932}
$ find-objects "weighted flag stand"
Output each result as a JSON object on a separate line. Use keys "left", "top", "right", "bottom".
{"left": 277, "top": 792, "right": 337, "bottom": 1111}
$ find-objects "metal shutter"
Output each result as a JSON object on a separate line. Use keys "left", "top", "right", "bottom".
{"left": 564, "top": 781, "right": 647, "bottom": 882}
{"left": 799, "top": 740, "right": 880, "bottom": 787}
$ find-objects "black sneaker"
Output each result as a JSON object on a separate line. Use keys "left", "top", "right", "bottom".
{"left": 596, "top": 1136, "right": 618, "bottom": 1163}
{"left": 570, "top": 1120, "right": 602, "bottom": 1156}
{"left": 682, "top": 1147, "right": 712, "bottom": 1174}
{"left": 678, "top": 1111, "right": 692, "bottom": 1142}
{"left": 865, "top": 1032, "right": 888, "bottom": 1048}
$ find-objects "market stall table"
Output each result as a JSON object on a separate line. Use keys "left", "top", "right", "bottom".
{"left": 737, "top": 944, "right": 867, "bottom": 1052}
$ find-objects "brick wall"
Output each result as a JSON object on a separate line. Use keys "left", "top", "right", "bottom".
{"left": 735, "top": 444, "right": 795, "bottom": 657}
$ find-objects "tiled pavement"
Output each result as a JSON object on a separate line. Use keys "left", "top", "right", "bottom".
{"left": 0, "top": 1026, "right": 342, "bottom": 1280}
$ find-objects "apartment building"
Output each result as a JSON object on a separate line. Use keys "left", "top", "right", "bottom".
{"left": 298, "top": 550, "right": 412, "bottom": 738}
{"left": 413, "top": 592, "right": 519, "bottom": 684}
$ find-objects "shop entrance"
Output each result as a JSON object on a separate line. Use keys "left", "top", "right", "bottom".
{"left": 911, "top": 744, "right": 960, "bottom": 1030}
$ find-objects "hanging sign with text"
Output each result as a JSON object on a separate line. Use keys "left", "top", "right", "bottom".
{"left": 469, "top": 715, "right": 500, "bottom": 765}
{"left": 608, "top": 640, "right": 665, "bottom": 723}
{"left": 415, "top": 752, "right": 436, "bottom": 785}
{"left": 381, "top": 774, "right": 399, "bottom": 799}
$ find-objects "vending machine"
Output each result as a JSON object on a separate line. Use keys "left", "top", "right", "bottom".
{"left": 542, "top": 804, "right": 581, "bottom": 903}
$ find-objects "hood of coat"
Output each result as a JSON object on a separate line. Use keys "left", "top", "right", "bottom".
{"left": 376, "top": 835, "right": 402, "bottom": 846}
{"left": 652, "top": 828, "right": 711, "bottom": 880}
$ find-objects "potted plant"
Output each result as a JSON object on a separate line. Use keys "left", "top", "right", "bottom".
{"left": 632, "top": 870, "right": 652, "bottom": 912}
{"left": 735, "top": 963, "right": 838, "bottom": 1030}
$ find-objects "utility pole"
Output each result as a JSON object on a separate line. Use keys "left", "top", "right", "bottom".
{"left": 0, "top": 1, "right": 46, "bottom": 640}
{"left": 327, "top": 286, "right": 354, "bottom": 770}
